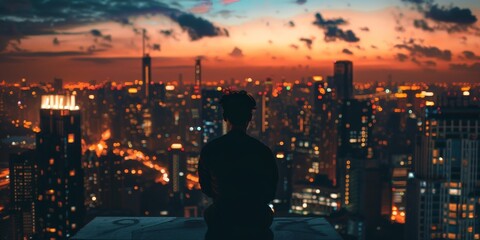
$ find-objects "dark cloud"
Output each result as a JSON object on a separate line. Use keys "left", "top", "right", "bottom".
{"left": 171, "top": 13, "right": 229, "bottom": 40}
{"left": 360, "top": 27, "right": 369, "bottom": 31}
{"left": 395, "top": 43, "right": 451, "bottom": 61}
{"left": 296, "top": 0, "right": 307, "bottom": 5}
{"left": 91, "top": 29, "right": 103, "bottom": 37}
{"left": 371, "top": 45, "right": 378, "bottom": 49}
{"left": 53, "top": 37, "right": 60, "bottom": 46}
{"left": 288, "top": 21, "right": 295, "bottom": 27}
{"left": 229, "top": 47, "right": 243, "bottom": 57}
{"left": 312, "top": 12, "right": 359, "bottom": 42}
{"left": 152, "top": 44, "right": 161, "bottom": 51}
{"left": 462, "top": 51, "right": 480, "bottom": 60}
{"left": 413, "top": 19, "right": 434, "bottom": 32}
{"left": 396, "top": 53, "right": 409, "bottom": 62}
{"left": 299, "top": 38, "right": 313, "bottom": 49}
{"left": 290, "top": 44, "right": 299, "bottom": 50}
{"left": 426, "top": 5, "right": 477, "bottom": 25}
{"left": 424, "top": 60, "right": 436, "bottom": 67}
{"left": 160, "top": 29, "right": 174, "bottom": 36}
{"left": 0, "top": 0, "right": 226, "bottom": 52}
{"left": 342, "top": 49, "right": 353, "bottom": 55}
{"left": 449, "top": 62, "right": 480, "bottom": 72}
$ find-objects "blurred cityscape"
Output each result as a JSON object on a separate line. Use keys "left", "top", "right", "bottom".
{"left": 0, "top": 54, "right": 479, "bottom": 240}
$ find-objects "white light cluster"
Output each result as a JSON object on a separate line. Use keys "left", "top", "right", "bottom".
{"left": 41, "top": 95, "right": 79, "bottom": 110}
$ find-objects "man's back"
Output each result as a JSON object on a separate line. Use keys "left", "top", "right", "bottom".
{"left": 199, "top": 129, "right": 278, "bottom": 215}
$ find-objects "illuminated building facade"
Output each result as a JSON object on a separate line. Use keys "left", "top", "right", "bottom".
{"left": 311, "top": 78, "right": 338, "bottom": 185}
{"left": 142, "top": 54, "right": 152, "bottom": 102}
{"left": 273, "top": 145, "right": 293, "bottom": 214}
{"left": 406, "top": 105, "right": 480, "bottom": 240}
{"left": 35, "top": 95, "right": 84, "bottom": 239}
{"left": 168, "top": 143, "right": 187, "bottom": 216}
{"left": 9, "top": 150, "right": 36, "bottom": 240}
{"left": 290, "top": 185, "right": 340, "bottom": 216}
{"left": 201, "top": 89, "right": 225, "bottom": 145}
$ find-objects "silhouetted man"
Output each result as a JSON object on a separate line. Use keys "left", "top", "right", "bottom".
{"left": 198, "top": 90, "right": 279, "bottom": 240}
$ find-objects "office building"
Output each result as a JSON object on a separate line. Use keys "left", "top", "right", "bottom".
{"left": 35, "top": 95, "right": 85, "bottom": 239}
{"left": 9, "top": 150, "right": 36, "bottom": 240}
{"left": 406, "top": 104, "right": 480, "bottom": 240}
{"left": 334, "top": 61, "right": 353, "bottom": 100}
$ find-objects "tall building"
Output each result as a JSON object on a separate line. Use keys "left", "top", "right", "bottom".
{"left": 168, "top": 143, "right": 187, "bottom": 216}
{"left": 334, "top": 61, "right": 353, "bottom": 100}
{"left": 142, "top": 54, "right": 152, "bottom": 102}
{"left": 406, "top": 105, "right": 480, "bottom": 240}
{"left": 9, "top": 150, "right": 36, "bottom": 240}
{"left": 195, "top": 57, "right": 201, "bottom": 88}
{"left": 201, "top": 89, "right": 225, "bottom": 144}
{"left": 311, "top": 78, "right": 338, "bottom": 185}
{"left": 35, "top": 95, "right": 84, "bottom": 239}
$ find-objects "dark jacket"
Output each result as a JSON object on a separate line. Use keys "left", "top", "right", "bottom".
{"left": 198, "top": 129, "right": 279, "bottom": 212}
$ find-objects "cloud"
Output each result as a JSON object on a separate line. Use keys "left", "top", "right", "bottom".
{"left": 462, "top": 51, "right": 480, "bottom": 60}
{"left": 296, "top": 0, "right": 307, "bottom": 4}
{"left": 450, "top": 62, "right": 480, "bottom": 72}
{"left": 189, "top": 0, "right": 212, "bottom": 14}
{"left": 1, "top": 51, "right": 93, "bottom": 58}
{"left": 288, "top": 21, "right": 295, "bottom": 27}
{"left": 290, "top": 44, "right": 299, "bottom": 50}
{"left": 342, "top": 49, "right": 353, "bottom": 55}
{"left": 401, "top": 0, "right": 427, "bottom": 3}
{"left": 426, "top": 5, "right": 477, "bottom": 25}
{"left": 396, "top": 53, "right": 409, "bottom": 62}
{"left": 312, "top": 12, "right": 359, "bottom": 42}
{"left": 299, "top": 38, "right": 313, "bottom": 49}
{"left": 395, "top": 43, "right": 451, "bottom": 61}
{"left": 53, "top": 37, "right": 60, "bottom": 46}
{"left": 90, "top": 29, "right": 103, "bottom": 37}
{"left": 360, "top": 27, "right": 369, "bottom": 31}
{"left": 171, "top": 13, "right": 229, "bottom": 40}
{"left": 229, "top": 47, "right": 243, "bottom": 57}
{"left": 152, "top": 44, "right": 161, "bottom": 51}
{"left": 0, "top": 0, "right": 227, "bottom": 52}
{"left": 371, "top": 45, "right": 378, "bottom": 49}
{"left": 413, "top": 19, "right": 434, "bottom": 32}
{"left": 221, "top": 0, "right": 240, "bottom": 4}
{"left": 424, "top": 60, "right": 436, "bottom": 67}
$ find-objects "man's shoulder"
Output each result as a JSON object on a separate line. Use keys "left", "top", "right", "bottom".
{"left": 201, "top": 135, "right": 227, "bottom": 153}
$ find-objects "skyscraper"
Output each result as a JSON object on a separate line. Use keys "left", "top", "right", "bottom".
{"left": 142, "top": 53, "right": 152, "bottom": 102}
{"left": 334, "top": 61, "right": 353, "bottom": 100}
{"left": 9, "top": 150, "right": 36, "bottom": 240}
{"left": 201, "top": 89, "right": 225, "bottom": 145}
{"left": 406, "top": 104, "right": 480, "bottom": 240}
{"left": 168, "top": 143, "right": 187, "bottom": 216}
{"left": 35, "top": 95, "right": 84, "bottom": 239}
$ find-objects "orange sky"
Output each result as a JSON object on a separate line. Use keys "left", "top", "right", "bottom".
{"left": 1, "top": 1, "right": 479, "bottom": 83}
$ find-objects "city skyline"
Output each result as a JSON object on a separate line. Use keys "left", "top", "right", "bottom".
{"left": 1, "top": 0, "right": 480, "bottom": 83}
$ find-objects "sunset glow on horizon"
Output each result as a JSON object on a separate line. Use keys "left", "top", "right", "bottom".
{"left": 1, "top": 0, "right": 479, "bottom": 83}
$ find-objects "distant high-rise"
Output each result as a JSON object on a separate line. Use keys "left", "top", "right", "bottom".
{"left": 168, "top": 143, "right": 187, "bottom": 216}
{"left": 195, "top": 57, "right": 201, "bottom": 88}
{"left": 35, "top": 95, "right": 84, "bottom": 239}
{"left": 9, "top": 150, "right": 36, "bottom": 240}
{"left": 142, "top": 54, "right": 152, "bottom": 101}
{"left": 406, "top": 105, "right": 480, "bottom": 240}
{"left": 334, "top": 61, "right": 353, "bottom": 100}
{"left": 201, "top": 89, "right": 225, "bottom": 144}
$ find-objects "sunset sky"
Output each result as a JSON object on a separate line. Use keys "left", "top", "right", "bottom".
{"left": 1, "top": 0, "right": 479, "bottom": 83}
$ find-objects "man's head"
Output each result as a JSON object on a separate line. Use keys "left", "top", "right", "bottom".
{"left": 220, "top": 90, "right": 256, "bottom": 128}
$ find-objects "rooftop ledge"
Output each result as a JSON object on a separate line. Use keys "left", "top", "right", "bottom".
{"left": 72, "top": 217, "right": 342, "bottom": 240}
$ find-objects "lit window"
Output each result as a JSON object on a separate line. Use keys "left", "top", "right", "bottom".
{"left": 49, "top": 158, "right": 54, "bottom": 165}
{"left": 68, "top": 133, "right": 74, "bottom": 143}
{"left": 69, "top": 170, "right": 75, "bottom": 177}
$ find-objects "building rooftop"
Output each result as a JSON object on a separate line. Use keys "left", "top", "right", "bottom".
{"left": 72, "top": 217, "right": 341, "bottom": 240}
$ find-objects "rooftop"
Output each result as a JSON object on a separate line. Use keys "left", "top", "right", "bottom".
{"left": 72, "top": 217, "right": 341, "bottom": 240}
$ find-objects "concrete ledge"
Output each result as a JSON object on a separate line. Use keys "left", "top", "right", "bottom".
{"left": 72, "top": 217, "right": 342, "bottom": 240}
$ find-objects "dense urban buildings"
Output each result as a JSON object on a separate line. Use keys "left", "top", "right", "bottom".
{"left": 0, "top": 58, "right": 478, "bottom": 240}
